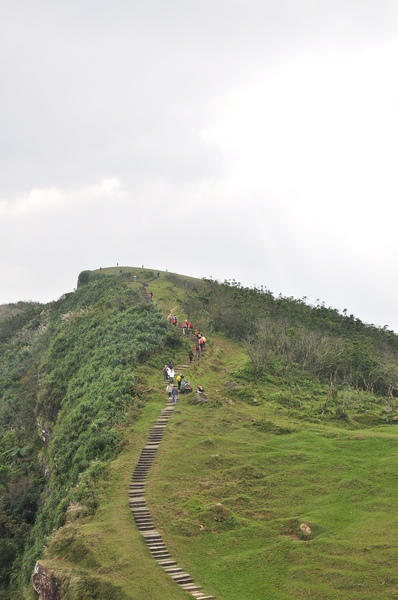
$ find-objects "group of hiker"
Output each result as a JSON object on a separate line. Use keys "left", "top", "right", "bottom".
{"left": 169, "top": 313, "right": 208, "bottom": 357}
{"left": 195, "top": 331, "right": 206, "bottom": 354}
{"left": 162, "top": 359, "right": 204, "bottom": 405}
{"left": 170, "top": 315, "right": 194, "bottom": 335}
{"left": 164, "top": 313, "right": 209, "bottom": 404}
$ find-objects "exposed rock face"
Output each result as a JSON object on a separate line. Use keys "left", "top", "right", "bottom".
{"left": 32, "top": 562, "right": 62, "bottom": 600}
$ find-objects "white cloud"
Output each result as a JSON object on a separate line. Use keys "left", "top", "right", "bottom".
{"left": 0, "top": 178, "right": 125, "bottom": 217}
{"left": 203, "top": 39, "right": 398, "bottom": 200}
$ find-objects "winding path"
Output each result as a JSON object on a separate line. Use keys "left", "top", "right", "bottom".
{"left": 129, "top": 351, "right": 215, "bottom": 599}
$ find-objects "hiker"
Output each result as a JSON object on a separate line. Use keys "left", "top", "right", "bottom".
{"left": 171, "top": 315, "right": 177, "bottom": 326}
{"left": 171, "top": 386, "right": 179, "bottom": 404}
{"left": 182, "top": 321, "right": 188, "bottom": 335}
{"left": 198, "top": 337, "right": 204, "bottom": 352}
{"left": 188, "top": 350, "right": 194, "bottom": 363}
{"left": 166, "top": 382, "right": 173, "bottom": 397}
{"left": 168, "top": 361, "right": 173, "bottom": 369}
{"left": 181, "top": 379, "right": 192, "bottom": 393}
{"left": 201, "top": 336, "right": 206, "bottom": 350}
{"left": 197, "top": 385, "right": 205, "bottom": 393}
{"left": 176, "top": 373, "right": 183, "bottom": 390}
{"left": 163, "top": 365, "right": 169, "bottom": 381}
{"left": 168, "top": 368, "right": 175, "bottom": 383}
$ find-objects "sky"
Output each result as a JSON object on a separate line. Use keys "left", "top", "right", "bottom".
{"left": 1, "top": 1, "right": 398, "bottom": 330}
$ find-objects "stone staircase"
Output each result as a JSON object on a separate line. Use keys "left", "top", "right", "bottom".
{"left": 129, "top": 397, "right": 215, "bottom": 599}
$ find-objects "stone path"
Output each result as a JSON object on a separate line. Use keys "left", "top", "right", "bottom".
{"left": 129, "top": 348, "right": 214, "bottom": 599}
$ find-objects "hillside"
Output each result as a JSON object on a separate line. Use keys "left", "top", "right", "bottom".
{"left": 1, "top": 267, "right": 398, "bottom": 599}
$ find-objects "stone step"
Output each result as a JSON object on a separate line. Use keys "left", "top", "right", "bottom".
{"left": 180, "top": 584, "right": 203, "bottom": 592}
{"left": 127, "top": 398, "right": 220, "bottom": 596}
{"left": 157, "top": 559, "right": 177, "bottom": 567}
{"left": 151, "top": 551, "right": 171, "bottom": 558}
{"left": 135, "top": 517, "right": 154, "bottom": 524}
{"left": 164, "top": 567, "right": 184, "bottom": 574}
{"left": 172, "top": 573, "right": 193, "bottom": 584}
{"left": 147, "top": 544, "right": 167, "bottom": 551}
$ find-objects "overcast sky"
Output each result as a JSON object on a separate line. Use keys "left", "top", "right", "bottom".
{"left": 1, "top": 1, "right": 398, "bottom": 330}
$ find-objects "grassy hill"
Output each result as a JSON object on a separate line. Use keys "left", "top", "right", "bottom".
{"left": 1, "top": 267, "right": 398, "bottom": 599}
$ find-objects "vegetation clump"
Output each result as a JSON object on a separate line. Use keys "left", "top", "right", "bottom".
{"left": 0, "top": 275, "right": 178, "bottom": 596}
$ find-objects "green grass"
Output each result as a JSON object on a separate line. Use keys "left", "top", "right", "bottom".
{"left": 36, "top": 271, "right": 398, "bottom": 599}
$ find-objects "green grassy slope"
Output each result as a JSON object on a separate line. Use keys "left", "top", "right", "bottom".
{"left": 35, "top": 268, "right": 398, "bottom": 599}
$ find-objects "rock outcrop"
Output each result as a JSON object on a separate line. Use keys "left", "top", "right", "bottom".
{"left": 32, "top": 562, "right": 62, "bottom": 600}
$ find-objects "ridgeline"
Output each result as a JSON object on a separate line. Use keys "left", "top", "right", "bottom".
{"left": 1, "top": 266, "right": 398, "bottom": 599}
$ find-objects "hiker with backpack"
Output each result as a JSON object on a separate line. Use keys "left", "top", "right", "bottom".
{"left": 171, "top": 386, "right": 179, "bottom": 405}
{"left": 176, "top": 373, "right": 183, "bottom": 390}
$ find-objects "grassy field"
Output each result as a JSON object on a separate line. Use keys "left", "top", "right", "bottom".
{"left": 40, "top": 269, "right": 398, "bottom": 599}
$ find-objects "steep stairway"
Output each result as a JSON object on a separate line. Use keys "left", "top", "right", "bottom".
{"left": 129, "top": 394, "right": 215, "bottom": 599}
